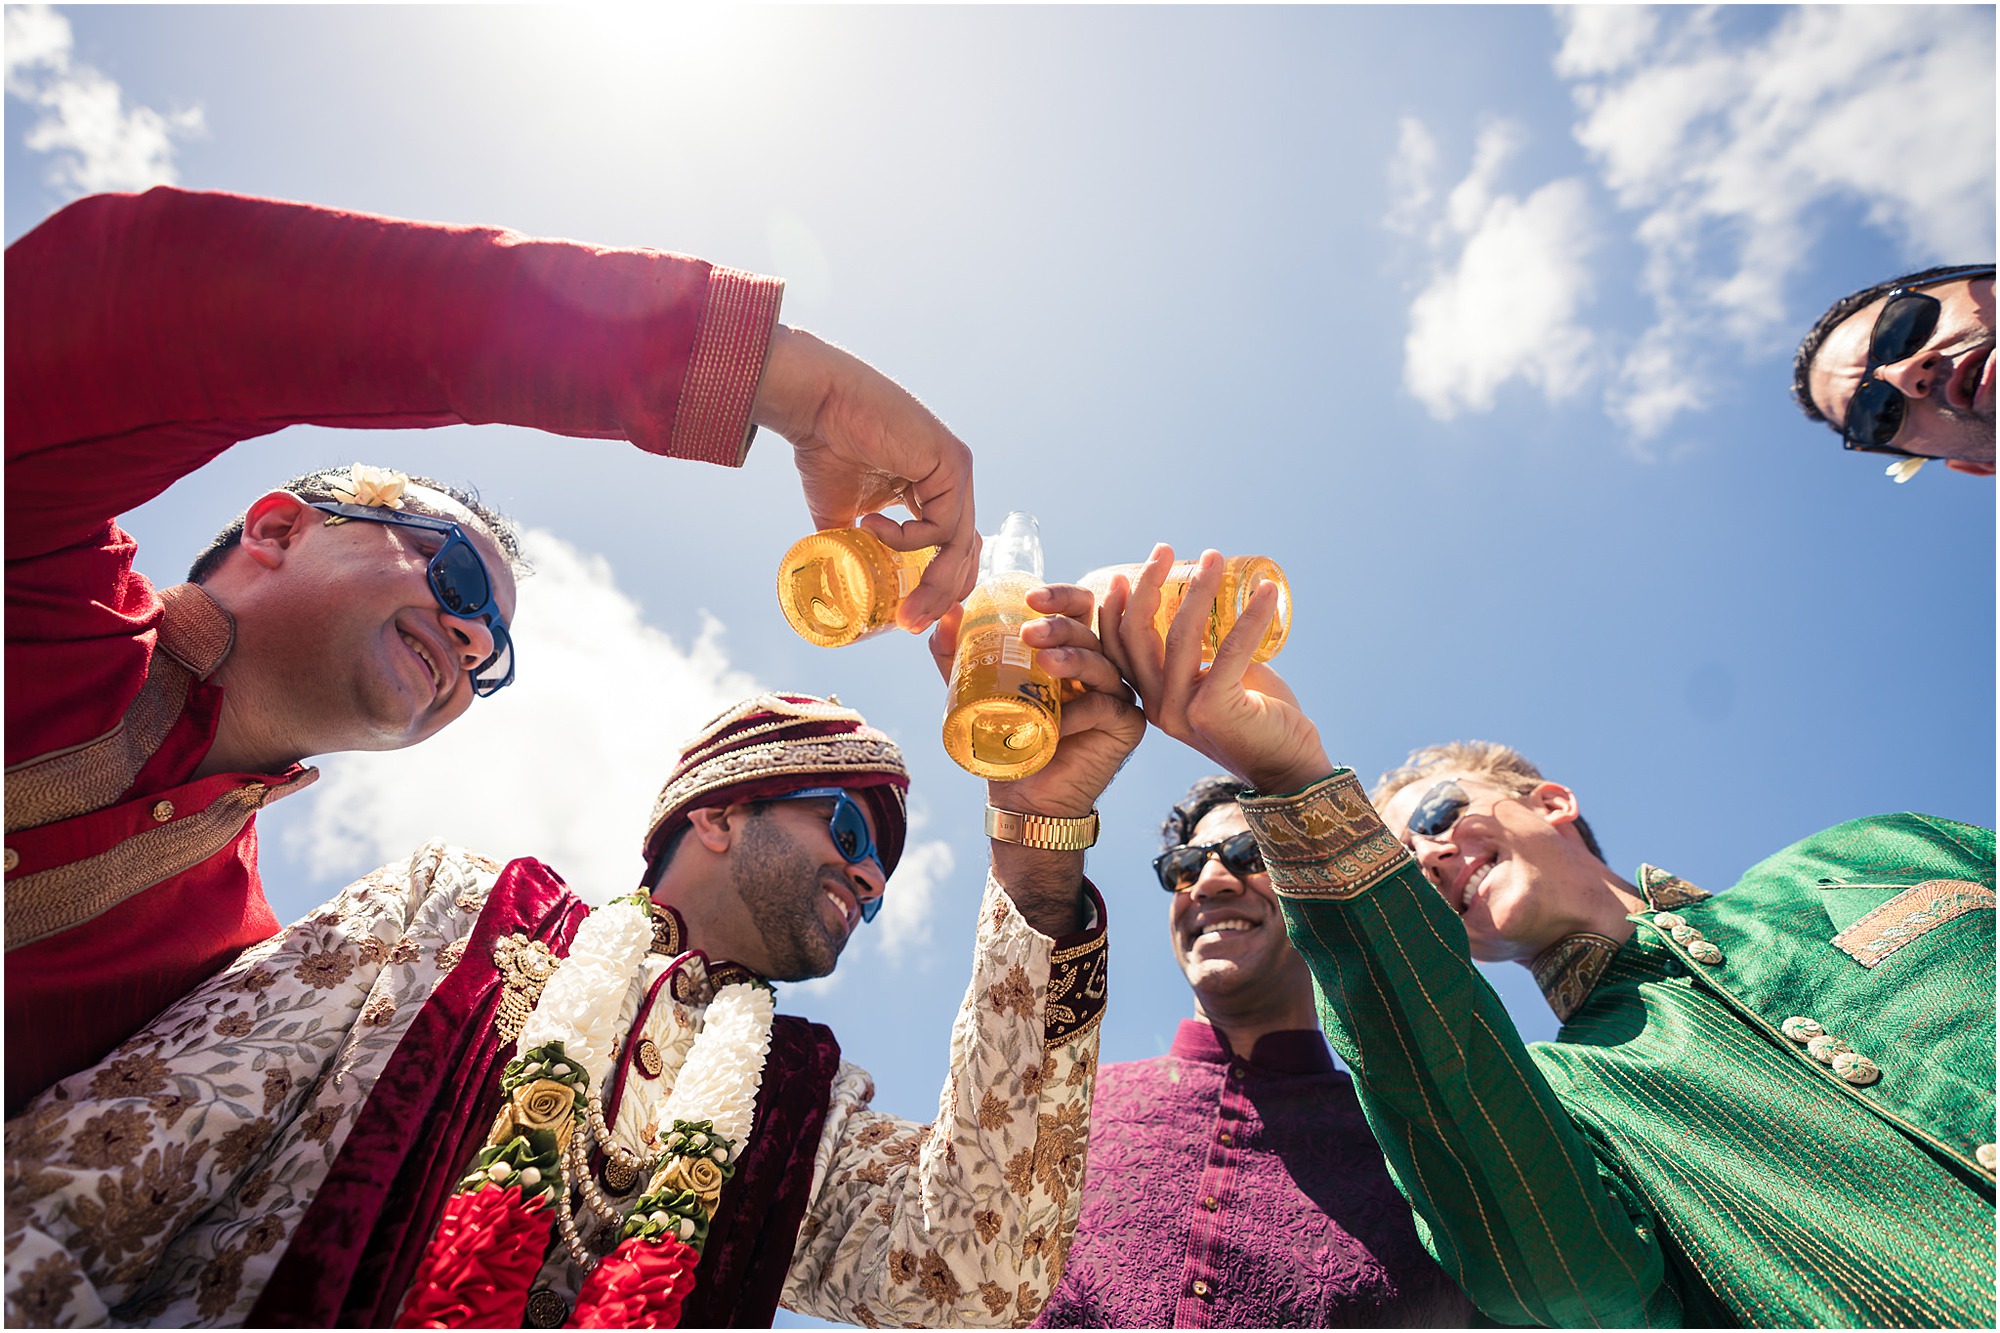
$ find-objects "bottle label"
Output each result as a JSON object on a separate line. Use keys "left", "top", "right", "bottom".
{"left": 1000, "top": 633, "right": 1032, "bottom": 669}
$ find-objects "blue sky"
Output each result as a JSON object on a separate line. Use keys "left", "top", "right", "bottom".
{"left": 7, "top": 8, "right": 1993, "bottom": 1322}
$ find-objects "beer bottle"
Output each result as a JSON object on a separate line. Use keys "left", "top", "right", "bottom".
{"left": 943, "top": 512, "right": 1062, "bottom": 779}
{"left": 777, "top": 528, "right": 937, "bottom": 647}
{"left": 1077, "top": 555, "right": 1291, "bottom": 662}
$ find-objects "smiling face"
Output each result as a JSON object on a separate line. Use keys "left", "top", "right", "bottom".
{"left": 1375, "top": 772, "right": 1598, "bottom": 964}
{"left": 729, "top": 798, "right": 885, "bottom": 982}
{"left": 282, "top": 492, "right": 518, "bottom": 752}
{"left": 1809, "top": 273, "right": 1996, "bottom": 472}
{"left": 1167, "top": 804, "right": 1315, "bottom": 1013}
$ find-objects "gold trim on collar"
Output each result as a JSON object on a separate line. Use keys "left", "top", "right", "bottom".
{"left": 1531, "top": 932, "right": 1622, "bottom": 1022}
{"left": 1637, "top": 865, "right": 1709, "bottom": 909}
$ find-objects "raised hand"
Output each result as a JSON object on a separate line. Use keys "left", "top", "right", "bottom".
{"left": 1099, "top": 544, "right": 1332, "bottom": 795}
{"left": 929, "top": 584, "right": 1147, "bottom": 820}
{"left": 929, "top": 583, "right": 1145, "bottom": 935}
{"left": 753, "top": 326, "right": 978, "bottom": 633}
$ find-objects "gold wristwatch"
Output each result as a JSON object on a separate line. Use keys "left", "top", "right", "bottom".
{"left": 985, "top": 805, "right": 1101, "bottom": 851}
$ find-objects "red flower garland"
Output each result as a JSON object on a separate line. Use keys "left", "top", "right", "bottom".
{"left": 566, "top": 1235, "right": 701, "bottom": 1328}
{"left": 396, "top": 1183, "right": 553, "bottom": 1328}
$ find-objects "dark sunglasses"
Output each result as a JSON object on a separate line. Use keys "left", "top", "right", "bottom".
{"left": 1405, "top": 779, "right": 1472, "bottom": 840}
{"left": 1841, "top": 265, "right": 1996, "bottom": 458}
{"left": 1153, "top": 831, "right": 1265, "bottom": 892}
{"left": 310, "top": 501, "right": 515, "bottom": 696}
{"left": 766, "top": 787, "right": 887, "bottom": 922}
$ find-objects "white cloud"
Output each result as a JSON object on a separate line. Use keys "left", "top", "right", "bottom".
{"left": 287, "top": 529, "right": 954, "bottom": 967}
{"left": 2, "top": 2, "right": 69, "bottom": 80}
{"left": 1388, "top": 7, "right": 1995, "bottom": 446}
{"left": 1552, "top": 5, "right": 1659, "bottom": 80}
{"left": 1559, "top": 4, "right": 1996, "bottom": 438}
{"left": 288, "top": 529, "right": 760, "bottom": 901}
{"left": 5, "top": 4, "right": 203, "bottom": 196}
{"left": 1398, "top": 120, "right": 1598, "bottom": 419}
{"left": 1382, "top": 116, "right": 1439, "bottom": 238}
{"left": 869, "top": 835, "right": 948, "bottom": 963}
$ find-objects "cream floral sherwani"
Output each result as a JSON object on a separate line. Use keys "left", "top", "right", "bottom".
{"left": 3, "top": 842, "right": 1106, "bottom": 1328}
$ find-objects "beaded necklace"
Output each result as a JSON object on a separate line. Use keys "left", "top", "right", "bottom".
{"left": 398, "top": 892, "right": 775, "bottom": 1328}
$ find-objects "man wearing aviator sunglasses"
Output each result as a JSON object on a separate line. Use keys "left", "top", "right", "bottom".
{"left": 1037, "top": 776, "right": 1471, "bottom": 1327}
{"left": 7, "top": 184, "right": 985, "bottom": 1118}
{"left": 1100, "top": 546, "right": 1995, "bottom": 1328}
{"left": 1795, "top": 263, "right": 1996, "bottom": 479}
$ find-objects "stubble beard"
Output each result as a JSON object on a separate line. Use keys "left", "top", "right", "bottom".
{"left": 731, "top": 814, "right": 844, "bottom": 983}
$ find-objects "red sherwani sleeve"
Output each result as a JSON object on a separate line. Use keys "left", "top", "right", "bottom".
{"left": 3, "top": 187, "right": 783, "bottom": 1114}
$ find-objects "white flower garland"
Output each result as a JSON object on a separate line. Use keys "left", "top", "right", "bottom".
{"left": 508, "top": 895, "right": 775, "bottom": 1202}
{"left": 659, "top": 982, "right": 774, "bottom": 1159}
{"left": 517, "top": 897, "right": 653, "bottom": 1093}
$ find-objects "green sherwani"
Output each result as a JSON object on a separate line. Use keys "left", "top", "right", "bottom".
{"left": 1239, "top": 771, "right": 1996, "bottom": 1329}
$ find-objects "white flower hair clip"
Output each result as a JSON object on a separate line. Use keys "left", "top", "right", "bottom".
{"left": 1885, "top": 457, "right": 1926, "bottom": 484}
{"left": 329, "top": 462, "right": 410, "bottom": 509}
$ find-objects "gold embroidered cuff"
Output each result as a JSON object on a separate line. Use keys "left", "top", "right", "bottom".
{"left": 1239, "top": 770, "right": 1409, "bottom": 901}
{"left": 1044, "top": 928, "right": 1107, "bottom": 1047}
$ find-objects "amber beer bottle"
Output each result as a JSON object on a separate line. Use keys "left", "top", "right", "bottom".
{"left": 1077, "top": 555, "right": 1291, "bottom": 662}
{"left": 943, "top": 512, "right": 1062, "bottom": 779}
{"left": 776, "top": 528, "right": 937, "bottom": 647}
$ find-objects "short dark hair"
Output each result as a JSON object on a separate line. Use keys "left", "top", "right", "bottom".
{"left": 1791, "top": 264, "right": 1985, "bottom": 428}
{"left": 186, "top": 465, "right": 525, "bottom": 584}
{"left": 1159, "top": 774, "right": 1254, "bottom": 854}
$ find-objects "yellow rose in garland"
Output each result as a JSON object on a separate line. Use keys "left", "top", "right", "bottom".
{"left": 511, "top": 1078, "right": 580, "bottom": 1154}
{"left": 658, "top": 1154, "right": 727, "bottom": 1215}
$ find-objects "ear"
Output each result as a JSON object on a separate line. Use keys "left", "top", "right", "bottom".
{"left": 1945, "top": 460, "right": 1996, "bottom": 477}
{"left": 685, "top": 805, "right": 741, "bottom": 855}
{"left": 237, "top": 491, "right": 318, "bottom": 571}
{"left": 1526, "top": 781, "right": 1582, "bottom": 830}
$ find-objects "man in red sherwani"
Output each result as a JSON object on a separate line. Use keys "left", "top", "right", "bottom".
{"left": 3, "top": 187, "right": 980, "bottom": 1114}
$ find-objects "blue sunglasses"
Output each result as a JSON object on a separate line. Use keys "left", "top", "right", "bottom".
{"left": 765, "top": 786, "right": 888, "bottom": 922}
{"left": 310, "top": 501, "right": 515, "bottom": 696}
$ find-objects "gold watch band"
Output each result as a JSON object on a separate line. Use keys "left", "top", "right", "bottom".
{"left": 985, "top": 805, "right": 1100, "bottom": 851}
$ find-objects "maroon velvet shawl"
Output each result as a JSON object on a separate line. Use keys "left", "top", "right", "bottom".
{"left": 250, "top": 857, "right": 590, "bottom": 1327}
{"left": 250, "top": 856, "right": 844, "bottom": 1328}
{"left": 677, "top": 1014, "right": 841, "bottom": 1328}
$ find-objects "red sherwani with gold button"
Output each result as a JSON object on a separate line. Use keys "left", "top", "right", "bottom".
{"left": 4, "top": 187, "right": 782, "bottom": 1112}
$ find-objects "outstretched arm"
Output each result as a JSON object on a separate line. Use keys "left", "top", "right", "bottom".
{"left": 1099, "top": 545, "right": 1678, "bottom": 1327}
{"left": 6, "top": 188, "right": 977, "bottom": 623}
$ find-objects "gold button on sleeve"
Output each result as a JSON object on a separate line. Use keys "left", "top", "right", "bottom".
{"left": 151, "top": 800, "right": 175, "bottom": 822}
{"left": 2, "top": 848, "right": 16, "bottom": 872}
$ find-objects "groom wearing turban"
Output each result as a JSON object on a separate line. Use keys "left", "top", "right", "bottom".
{"left": 7, "top": 664, "right": 1142, "bottom": 1327}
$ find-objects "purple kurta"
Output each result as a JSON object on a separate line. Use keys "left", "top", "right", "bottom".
{"left": 1034, "top": 1021, "right": 1471, "bottom": 1328}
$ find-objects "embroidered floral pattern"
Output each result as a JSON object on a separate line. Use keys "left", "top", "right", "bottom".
{"left": 3, "top": 842, "right": 497, "bottom": 1326}
{"left": 779, "top": 871, "right": 1102, "bottom": 1326}
{"left": 6, "top": 861, "right": 1104, "bottom": 1330}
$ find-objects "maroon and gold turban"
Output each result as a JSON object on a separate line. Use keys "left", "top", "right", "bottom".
{"left": 642, "top": 692, "right": 910, "bottom": 877}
